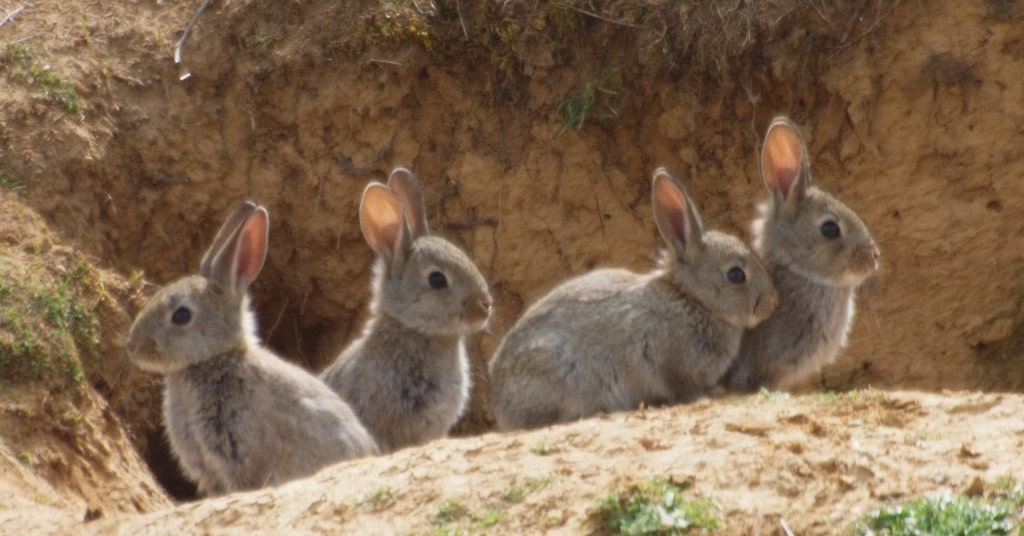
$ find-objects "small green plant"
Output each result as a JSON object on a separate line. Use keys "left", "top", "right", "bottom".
{"left": 6, "top": 40, "right": 79, "bottom": 111}
{"left": 557, "top": 70, "right": 621, "bottom": 132}
{"left": 429, "top": 497, "right": 512, "bottom": 533}
{"left": 852, "top": 491, "right": 1023, "bottom": 535}
{"left": 595, "top": 478, "right": 720, "bottom": 534}
{"left": 6, "top": 41, "right": 34, "bottom": 61}
{"left": 531, "top": 442, "right": 550, "bottom": 455}
{"left": 358, "top": 487, "right": 395, "bottom": 510}
{"left": 432, "top": 500, "right": 471, "bottom": 527}
{"left": 758, "top": 387, "right": 791, "bottom": 401}
{"left": 0, "top": 255, "right": 102, "bottom": 391}
{"left": 477, "top": 507, "right": 503, "bottom": 528}
{"left": 0, "top": 172, "right": 26, "bottom": 191}
{"left": 502, "top": 475, "right": 551, "bottom": 503}
{"left": 814, "top": 388, "right": 864, "bottom": 403}
{"left": 79, "top": 16, "right": 91, "bottom": 45}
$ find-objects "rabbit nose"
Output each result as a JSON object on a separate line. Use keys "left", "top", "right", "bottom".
{"left": 464, "top": 297, "right": 492, "bottom": 322}
{"left": 126, "top": 335, "right": 151, "bottom": 361}
{"left": 758, "top": 292, "right": 778, "bottom": 315}
{"left": 478, "top": 298, "right": 493, "bottom": 319}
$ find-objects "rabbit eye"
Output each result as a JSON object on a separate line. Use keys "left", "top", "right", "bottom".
{"left": 726, "top": 267, "right": 746, "bottom": 284}
{"left": 427, "top": 271, "right": 448, "bottom": 289}
{"left": 171, "top": 307, "right": 192, "bottom": 326}
{"left": 820, "top": 220, "right": 841, "bottom": 239}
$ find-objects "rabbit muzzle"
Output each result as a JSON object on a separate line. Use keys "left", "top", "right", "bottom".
{"left": 749, "top": 290, "right": 779, "bottom": 327}
{"left": 126, "top": 335, "right": 164, "bottom": 373}
{"left": 461, "top": 296, "right": 492, "bottom": 332}
{"left": 838, "top": 241, "right": 880, "bottom": 287}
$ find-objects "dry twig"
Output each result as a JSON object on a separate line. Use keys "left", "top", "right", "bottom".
{"left": 175, "top": 0, "right": 214, "bottom": 77}
{"left": 0, "top": 5, "right": 25, "bottom": 30}
{"left": 557, "top": 3, "right": 641, "bottom": 28}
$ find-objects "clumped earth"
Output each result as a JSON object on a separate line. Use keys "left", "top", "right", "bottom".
{"left": 1, "top": 0, "right": 1023, "bottom": 533}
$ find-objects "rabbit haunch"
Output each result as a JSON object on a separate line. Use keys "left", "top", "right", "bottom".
{"left": 722, "top": 116, "right": 880, "bottom": 392}
{"left": 127, "top": 202, "right": 377, "bottom": 496}
{"left": 320, "top": 168, "right": 491, "bottom": 453}
{"left": 487, "top": 168, "right": 777, "bottom": 431}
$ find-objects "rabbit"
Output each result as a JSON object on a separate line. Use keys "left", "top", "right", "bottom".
{"left": 320, "top": 168, "right": 492, "bottom": 453}
{"left": 126, "top": 201, "right": 378, "bottom": 496}
{"left": 722, "top": 116, "right": 880, "bottom": 392}
{"left": 487, "top": 167, "right": 779, "bottom": 431}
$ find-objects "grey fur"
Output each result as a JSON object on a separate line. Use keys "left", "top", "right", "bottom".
{"left": 488, "top": 168, "right": 778, "bottom": 431}
{"left": 320, "top": 168, "right": 491, "bottom": 453}
{"left": 723, "top": 116, "right": 880, "bottom": 392}
{"left": 127, "top": 202, "right": 378, "bottom": 496}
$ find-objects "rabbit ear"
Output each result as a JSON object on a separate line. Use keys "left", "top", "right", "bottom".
{"left": 761, "top": 116, "right": 812, "bottom": 207}
{"left": 360, "top": 182, "right": 411, "bottom": 272}
{"left": 651, "top": 167, "right": 704, "bottom": 258}
{"left": 206, "top": 206, "right": 269, "bottom": 294}
{"left": 200, "top": 201, "right": 258, "bottom": 277}
{"left": 386, "top": 167, "right": 429, "bottom": 239}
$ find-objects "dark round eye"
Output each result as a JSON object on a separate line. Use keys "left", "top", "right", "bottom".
{"left": 171, "top": 307, "right": 192, "bottom": 326}
{"left": 820, "top": 220, "right": 841, "bottom": 239}
{"left": 427, "top": 271, "right": 448, "bottom": 289}
{"left": 726, "top": 267, "right": 746, "bottom": 284}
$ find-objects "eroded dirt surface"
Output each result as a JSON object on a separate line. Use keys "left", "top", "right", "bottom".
{"left": 18, "top": 390, "right": 1024, "bottom": 535}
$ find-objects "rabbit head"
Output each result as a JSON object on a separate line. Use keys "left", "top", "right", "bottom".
{"left": 360, "top": 168, "right": 491, "bottom": 337}
{"left": 652, "top": 167, "right": 777, "bottom": 328}
{"left": 127, "top": 201, "right": 268, "bottom": 374}
{"left": 753, "top": 116, "right": 879, "bottom": 287}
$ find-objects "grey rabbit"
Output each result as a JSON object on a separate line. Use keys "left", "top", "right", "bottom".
{"left": 722, "top": 116, "right": 880, "bottom": 392}
{"left": 488, "top": 167, "right": 778, "bottom": 431}
{"left": 320, "top": 168, "right": 492, "bottom": 453}
{"left": 126, "top": 201, "right": 378, "bottom": 496}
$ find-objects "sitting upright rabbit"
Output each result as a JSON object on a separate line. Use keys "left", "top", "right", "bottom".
{"left": 722, "top": 116, "right": 880, "bottom": 392}
{"left": 320, "top": 168, "right": 492, "bottom": 453}
{"left": 127, "top": 201, "right": 378, "bottom": 496}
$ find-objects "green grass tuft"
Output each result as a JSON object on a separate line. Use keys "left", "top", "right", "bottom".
{"left": 852, "top": 490, "right": 1024, "bottom": 535}
{"left": 0, "top": 255, "right": 102, "bottom": 391}
{"left": 5, "top": 41, "right": 80, "bottom": 111}
{"left": 595, "top": 477, "right": 720, "bottom": 534}
{"left": 0, "top": 172, "right": 26, "bottom": 191}
{"left": 431, "top": 500, "right": 471, "bottom": 528}
{"left": 358, "top": 486, "right": 395, "bottom": 511}
{"left": 557, "top": 70, "right": 620, "bottom": 132}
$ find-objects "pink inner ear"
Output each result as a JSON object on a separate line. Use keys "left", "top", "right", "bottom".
{"left": 654, "top": 176, "right": 690, "bottom": 245}
{"left": 235, "top": 215, "right": 266, "bottom": 282}
{"left": 764, "top": 126, "right": 804, "bottom": 197}
{"left": 670, "top": 207, "right": 688, "bottom": 245}
{"left": 774, "top": 163, "right": 800, "bottom": 196}
{"left": 360, "top": 185, "right": 404, "bottom": 254}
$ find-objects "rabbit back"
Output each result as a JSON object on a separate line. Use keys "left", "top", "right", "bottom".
{"left": 490, "top": 262, "right": 762, "bottom": 430}
{"left": 489, "top": 268, "right": 732, "bottom": 430}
